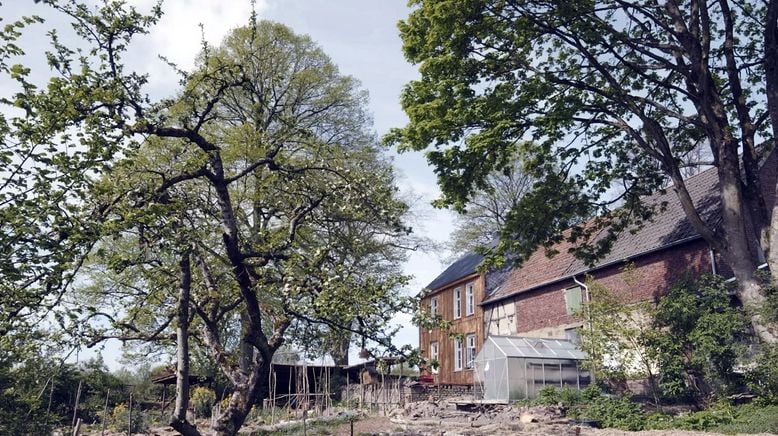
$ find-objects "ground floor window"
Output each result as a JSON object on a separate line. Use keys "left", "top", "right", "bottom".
{"left": 454, "top": 338, "right": 463, "bottom": 371}
{"left": 466, "top": 333, "right": 476, "bottom": 369}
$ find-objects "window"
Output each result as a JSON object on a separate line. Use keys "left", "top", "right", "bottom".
{"left": 466, "top": 334, "right": 476, "bottom": 369}
{"left": 565, "top": 327, "right": 581, "bottom": 344}
{"left": 430, "top": 342, "right": 439, "bottom": 373}
{"left": 453, "top": 338, "right": 463, "bottom": 371}
{"left": 565, "top": 286, "right": 583, "bottom": 315}
{"left": 466, "top": 283, "right": 475, "bottom": 315}
{"left": 430, "top": 297, "right": 438, "bottom": 318}
{"left": 453, "top": 287, "right": 462, "bottom": 319}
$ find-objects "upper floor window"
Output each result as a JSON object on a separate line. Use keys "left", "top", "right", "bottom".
{"left": 453, "top": 287, "right": 462, "bottom": 319}
{"left": 466, "top": 282, "right": 475, "bottom": 315}
{"left": 564, "top": 285, "right": 583, "bottom": 315}
{"left": 466, "top": 333, "right": 476, "bottom": 369}
{"left": 453, "top": 337, "right": 463, "bottom": 371}
{"left": 430, "top": 297, "right": 438, "bottom": 318}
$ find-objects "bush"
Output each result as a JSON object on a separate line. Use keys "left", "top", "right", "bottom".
{"left": 746, "top": 344, "right": 778, "bottom": 405}
{"left": 191, "top": 386, "right": 216, "bottom": 417}
{"left": 712, "top": 403, "right": 778, "bottom": 434}
{"left": 583, "top": 395, "right": 646, "bottom": 431}
{"left": 111, "top": 403, "right": 148, "bottom": 434}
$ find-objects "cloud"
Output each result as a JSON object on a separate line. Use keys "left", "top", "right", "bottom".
{"left": 120, "top": 0, "right": 265, "bottom": 97}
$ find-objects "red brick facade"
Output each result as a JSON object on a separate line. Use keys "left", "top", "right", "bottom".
{"left": 510, "top": 239, "right": 714, "bottom": 335}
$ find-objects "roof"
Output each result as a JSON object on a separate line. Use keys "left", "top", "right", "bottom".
{"left": 483, "top": 166, "right": 722, "bottom": 304}
{"left": 476, "top": 336, "right": 587, "bottom": 360}
{"left": 425, "top": 251, "right": 483, "bottom": 291}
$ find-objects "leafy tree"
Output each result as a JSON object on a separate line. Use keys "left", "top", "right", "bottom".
{"left": 0, "top": 5, "right": 122, "bottom": 363}
{"left": 17, "top": 3, "right": 414, "bottom": 434}
{"left": 389, "top": 0, "right": 778, "bottom": 342}
{"left": 576, "top": 276, "right": 660, "bottom": 402}
{"left": 448, "top": 158, "right": 533, "bottom": 256}
{"left": 648, "top": 274, "right": 749, "bottom": 404}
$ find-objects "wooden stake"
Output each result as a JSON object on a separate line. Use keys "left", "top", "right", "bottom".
{"left": 72, "top": 417, "right": 81, "bottom": 436}
{"left": 101, "top": 389, "right": 110, "bottom": 436}
{"left": 128, "top": 392, "right": 133, "bottom": 436}
{"left": 71, "top": 380, "right": 82, "bottom": 429}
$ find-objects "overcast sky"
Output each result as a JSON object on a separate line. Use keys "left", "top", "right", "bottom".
{"left": 1, "top": 0, "right": 455, "bottom": 368}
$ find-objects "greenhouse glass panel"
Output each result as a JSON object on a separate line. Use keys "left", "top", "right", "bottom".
{"left": 475, "top": 336, "right": 589, "bottom": 401}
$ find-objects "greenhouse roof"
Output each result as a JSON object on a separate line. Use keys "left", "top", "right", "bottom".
{"left": 484, "top": 336, "right": 587, "bottom": 360}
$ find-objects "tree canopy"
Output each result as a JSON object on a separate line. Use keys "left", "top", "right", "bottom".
{"left": 389, "top": 0, "right": 778, "bottom": 341}
{"left": 0, "top": 3, "right": 415, "bottom": 435}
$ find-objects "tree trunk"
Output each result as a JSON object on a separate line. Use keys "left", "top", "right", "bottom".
{"left": 717, "top": 159, "right": 778, "bottom": 343}
{"left": 212, "top": 360, "right": 272, "bottom": 436}
{"left": 765, "top": 0, "right": 778, "bottom": 291}
{"left": 170, "top": 253, "right": 200, "bottom": 436}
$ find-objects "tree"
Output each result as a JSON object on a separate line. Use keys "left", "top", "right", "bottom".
{"left": 0, "top": 7, "right": 117, "bottom": 362}
{"left": 23, "top": 3, "right": 414, "bottom": 434}
{"left": 448, "top": 158, "right": 533, "bottom": 256}
{"left": 388, "top": 0, "right": 778, "bottom": 342}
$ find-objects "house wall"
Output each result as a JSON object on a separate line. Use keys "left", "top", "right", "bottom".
{"left": 504, "top": 239, "right": 714, "bottom": 338}
{"left": 419, "top": 273, "right": 486, "bottom": 385}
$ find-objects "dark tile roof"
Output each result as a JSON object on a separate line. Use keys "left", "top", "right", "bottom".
{"left": 425, "top": 251, "right": 483, "bottom": 291}
{"left": 483, "top": 166, "right": 723, "bottom": 304}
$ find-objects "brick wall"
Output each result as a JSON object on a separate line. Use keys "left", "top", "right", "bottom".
{"left": 513, "top": 239, "right": 713, "bottom": 335}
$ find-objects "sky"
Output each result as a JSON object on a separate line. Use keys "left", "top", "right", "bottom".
{"left": 1, "top": 0, "right": 456, "bottom": 369}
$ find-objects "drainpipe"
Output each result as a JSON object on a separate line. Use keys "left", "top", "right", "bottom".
{"left": 572, "top": 275, "right": 592, "bottom": 334}
{"left": 709, "top": 247, "right": 717, "bottom": 275}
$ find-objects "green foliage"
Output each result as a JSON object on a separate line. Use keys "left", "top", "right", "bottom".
{"left": 111, "top": 403, "right": 148, "bottom": 434}
{"left": 710, "top": 403, "right": 778, "bottom": 434}
{"left": 190, "top": 386, "right": 216, "bottom": 417}
{"left": 576, "top": 276, "right": 657, "bottom": 386}
{"left": 0, "top": 362, "right": 56, "bottom": 436}
{"left": 648, "top": 275, "right": 748, "bottom": 403}
{"left": 387, "top": 1, "right": 777, "bottom": 334}
{"left": 578, "top": 274, "right": 748, "bottom": 404}
{"left": 745, "top": 344, "right": 778, "bottom": 405}
{"left": 583, "top": 395, "right": 646, "bottom": 431}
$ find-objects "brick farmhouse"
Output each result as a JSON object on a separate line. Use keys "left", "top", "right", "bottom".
{"left": 419, "top": 152, "right": 776, "bottom": 386}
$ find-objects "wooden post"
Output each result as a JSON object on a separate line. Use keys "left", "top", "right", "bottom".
{"left": 47, "top": 377, "right": 55, "bottom": 414}
{"left": 128, "top": 392, "right": 133, "bottom": 436}
{"left": 72, "top": 418, "right": 82, "bottom": 436}
{"left": 160, "top": 384, "right": 166, "bottom": 419}
{"left": 101, "top": 389, "right": 110, "bottom": 436}
{"left": 71, "top": 380, "right": 82, "bottom": 429}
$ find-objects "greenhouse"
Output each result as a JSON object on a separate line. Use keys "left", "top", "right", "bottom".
{"left": 474, "top": 336, "right": 591, "bottom": 402}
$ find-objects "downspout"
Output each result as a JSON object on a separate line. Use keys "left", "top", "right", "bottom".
{"left": 572, "top": 275, "right": 594, "bottom": 384}
{"left": 572, "top": 275, "right": 591, "bottom": 331}
{"left": 709, "top": 247, "right": 717, "bottom": 275}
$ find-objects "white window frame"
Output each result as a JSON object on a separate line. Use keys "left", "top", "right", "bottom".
{"left": 465, "top": 283, "right": 475, "bottom": 316}
{"left": 466, "top": 334, "right": 476, "bottom": 369}
{"left": 430, "top": 297, "right": 438, "bottom": 318}
{"left": 453, "top": 287, "right": 462, "bottom": 319}
{"left": 453, "top": 338, "right": 463, "bottom": 371}
{"left": 430, "top": 341, "right": 439, "bottom": 373}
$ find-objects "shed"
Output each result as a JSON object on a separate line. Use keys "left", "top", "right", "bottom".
{"left": 474, "top": 336, "right": 591, "bottom": 401}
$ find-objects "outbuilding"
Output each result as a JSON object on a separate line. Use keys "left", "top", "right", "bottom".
{"left": 474, "top": 336, "right": 590, "bottom": 401}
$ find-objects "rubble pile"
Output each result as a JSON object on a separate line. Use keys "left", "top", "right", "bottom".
{"left": 390, "top": 399, "right": 569, "bottom": 429}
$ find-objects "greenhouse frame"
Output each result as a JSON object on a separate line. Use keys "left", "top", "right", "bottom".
{"left": 474, "top": 336, "right": 591, "bottom": 402}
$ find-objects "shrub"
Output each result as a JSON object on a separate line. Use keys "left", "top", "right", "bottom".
{"left": 712, "top": 403, "right": 778, "bottom": 434}
{"left": 583, "top": 395, "right": 646, "bottom": 431}
{"left": 111, "top": 403, "right": 148, "bottom": 434}
{"left": 746, "top": 344, "right": 778, "bottom": 405}
{"left": 673, "top": 401, "right": 734, "bottom": 431}
{"left": 191, "top": 386, "right": 216, "bottom": 417}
